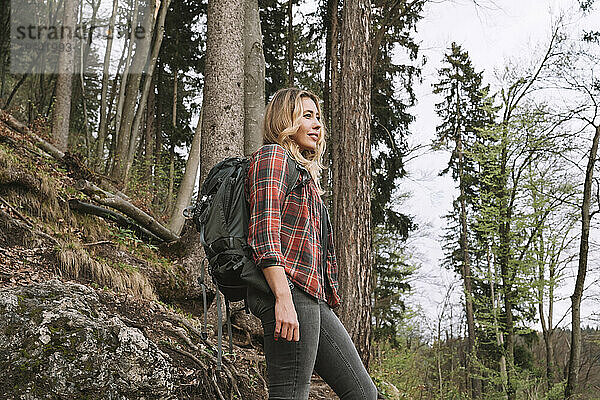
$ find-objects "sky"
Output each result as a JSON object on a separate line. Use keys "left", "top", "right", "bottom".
{"left": 400, "top": 0, "right": 600, "bottom": 334}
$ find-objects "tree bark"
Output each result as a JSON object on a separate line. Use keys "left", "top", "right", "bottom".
{"left": 332, "top": 0, "right": 372, "bottom": 367}
{"left": 243, "top": 0, "right": 265, "bottom": 156}
{"left": 286, "top": 0, "right": 294, "bottom": 86}
{"left": 200, "top": 0, "right": 245, "bottom": 181}
{"left": 144, "top": 73, "right": 156, "bottom": 183}
{"left": 166, "top": 142, "right": 175, "bottom": 214}
{"left": 174, "top": 0, "right": 245, "bottom": 314}
{"left": 565, "top": 124, "right": 600, "bottom": 399}
{"left": 69, "top": 199, "right": 161, "bottom": 243}
{"left": 110, "top": 0, "right": 140, "bottom": 174}
{"left": 51, "top": 0, "right": 75, "bottom": 152}
{"left": 322, "top": 0, "right": 339, "bottom": 200}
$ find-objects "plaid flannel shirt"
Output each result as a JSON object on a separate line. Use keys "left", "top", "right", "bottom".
{"left": 245, "top": 144, "right": 340, "bottom": 308}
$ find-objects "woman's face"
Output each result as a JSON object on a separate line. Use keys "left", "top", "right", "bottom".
{"left": 291, "top": 97, "right": 321, "bottom": 152}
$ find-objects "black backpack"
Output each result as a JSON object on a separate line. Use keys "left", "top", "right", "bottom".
{"left": 184, "top": 153, "right": 300, "bottom": 370}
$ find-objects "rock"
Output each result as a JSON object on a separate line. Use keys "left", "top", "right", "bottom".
{"left": 0, "top": 279, "right": 174, "bottom": 399}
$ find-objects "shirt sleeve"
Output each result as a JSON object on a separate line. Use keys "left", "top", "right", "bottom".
{"left": 246, "top": 144, "right": 291, "bottom": 269}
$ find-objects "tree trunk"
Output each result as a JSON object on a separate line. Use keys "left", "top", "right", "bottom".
{"left": 565, "top": 124, "right": 600, "bottom": 399}
{"left": 110, "top": 0, "right": 155, "bottom": 183}
{"left": 488, "top": 245, "right": 507, "bottom": 392}
{"left": 243, "top": 0, "right": 265, "bottom": 157}
{"left": 286, "top": 0, "right": 294, "bottom": 86}
{"left": 322, "top": 0, "right": 339, "bottom": 200}
{"left": 536, "top": 213, "right": 556, "bottom": 390}
{"left": 169, "top": 110, "right": 202, "bottom": 235}
{"left": 110, "top": 0, "right": 139, "bottom": 173}
{"left": 125, "top": 0, "right": 171, "bottom": 180}
{"left": 94, "top": 0, "right": 119, "bottom": 170}
{"left": 166, "top": 141, "right": 175, "bottom": 214}
{"left": 456, "top": 113, "right": 479, "bottom": 399}
{"left": 144, "top": 73, "right": 156, "bottom": 183}
{"left": 174, "top": 0, "right": 245, "bottom": 312}
{"left": 332, "top": 0, "right": 372, "bottom": 367}
{"left": 51, "top": 0, "right": 75, "bottom": 152}
{"left": 200, "top": 0, "right": 245, "bottom": 181}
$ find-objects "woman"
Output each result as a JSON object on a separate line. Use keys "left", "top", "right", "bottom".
{"left": 245, "top": 88, "right": 377, "bottom": 400}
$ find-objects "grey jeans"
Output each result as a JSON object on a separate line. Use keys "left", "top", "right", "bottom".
{"left": 247, "top": 285, "right": 378, "bottom": 400}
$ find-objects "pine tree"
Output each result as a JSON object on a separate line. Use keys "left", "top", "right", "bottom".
{"left": 433, "top": 42, "right": 494, "bottom": 398}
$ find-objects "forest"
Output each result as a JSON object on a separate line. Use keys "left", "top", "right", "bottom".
{"left": 0, "top": 0, "right": 600, "bottom": 399}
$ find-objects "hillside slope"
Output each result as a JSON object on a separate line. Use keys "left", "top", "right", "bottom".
{"left": 0, "top": 114, "right": 339, "bottom": 399}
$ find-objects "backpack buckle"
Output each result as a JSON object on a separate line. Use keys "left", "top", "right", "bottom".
{"left": 183, "top": 206, "right": 194, "bottom": 218}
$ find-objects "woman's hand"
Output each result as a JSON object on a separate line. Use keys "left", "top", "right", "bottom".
{"left": 274, "top": 293, "right": 300, "bottom": 341}
{"left": 262, "top": 266, "right": 300, "bottom": 342}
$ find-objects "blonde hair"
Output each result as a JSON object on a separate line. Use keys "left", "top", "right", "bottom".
{"left": 263, "top": 88, "right": 326, "bottom": 194}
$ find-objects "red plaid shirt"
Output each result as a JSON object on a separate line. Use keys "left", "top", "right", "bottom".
{"left": 245, "top": 144, "right": 340, "bottom": 307}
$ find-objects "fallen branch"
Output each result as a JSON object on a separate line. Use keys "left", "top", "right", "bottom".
{"left": 82, "top": 240, "right": 114, "bottom": 247}
{"left": 69, "top": 199, "right": 162, "bottom": 243}
{"left": 0, "top": 109, "right": 65, "bottom": 160}
{"left": 75, "top": 180, "right": 179, "bottom": 243}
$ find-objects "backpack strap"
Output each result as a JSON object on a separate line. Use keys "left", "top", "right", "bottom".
{"left": 216, "top": 287, "right": 223, "bottom": 371}
{"left": 198, "top": 258, "right": 208, "bottom": 340}
{"left": 284, "top": 156, "right": 302, "bottom": 196}
{"left": 226, "top": 299, "right": 233, "bottom": 354}
{"left": 320, "top": 204, "right": 330, "bottom": 292}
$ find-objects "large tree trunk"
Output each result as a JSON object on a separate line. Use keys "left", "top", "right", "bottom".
{"left": 322, "top": 0, "right": 340, "bottom": 199}
{"left": 200, "top": 0, "right": 245, "bottom": 180}
{"left": 286, "top": 0, "right": 294, "bottom": 86}
{"left": 565, "top": 124, "right": 600, "bottom": 399}
{"left": 243, "top": 0, "right": 265, "bottom": 156}
{"left": 332, "top": 0, "right": 372, "bottom": 367}
{"left": 174, "top": 0, "right": 245, "bottom": 295}
{"left": 51, "top": 0, "right": 75, "bottom": 152}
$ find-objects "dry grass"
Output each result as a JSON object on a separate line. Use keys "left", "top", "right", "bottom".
{"left": 0, "top": 145, "right": 68, "bottom": 224}
{"left": 56, "top": 242, "right": 157, "bottom": 300}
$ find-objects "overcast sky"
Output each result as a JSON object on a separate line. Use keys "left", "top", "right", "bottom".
{"left": 400, "top": 0, "right": 600, "bottom": 334}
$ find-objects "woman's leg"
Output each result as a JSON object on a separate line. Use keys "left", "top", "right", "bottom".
{"left": 247, "top": 287, "right": 321, "bottom": 400}
{"left": 314, "top": 303, "right": 378, "bottom": 400}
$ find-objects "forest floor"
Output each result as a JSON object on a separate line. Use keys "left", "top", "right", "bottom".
{"left": 0, "top": 114, "right": 341, "bottom": 399}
